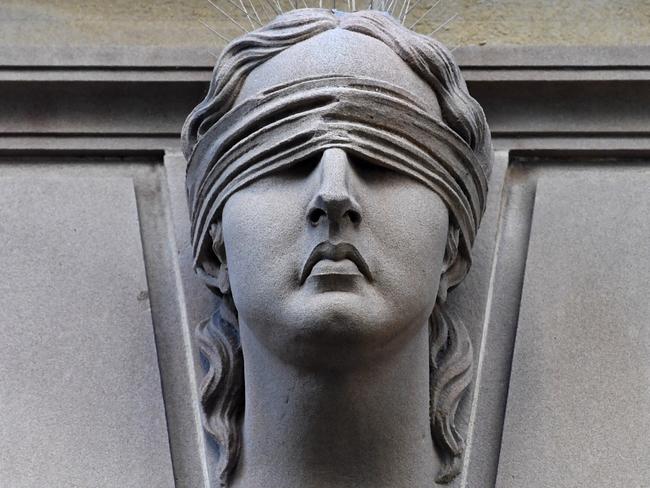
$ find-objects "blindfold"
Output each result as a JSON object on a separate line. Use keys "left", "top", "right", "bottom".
{"left": 186, "top": 75, "right": 488, "bottom": 288}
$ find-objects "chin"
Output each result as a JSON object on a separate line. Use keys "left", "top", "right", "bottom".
{"left": 279, "top": 294, "right": 413, "bottom": 369}
{"left": 305, "top": 292, "right": 371, "bottom": 329}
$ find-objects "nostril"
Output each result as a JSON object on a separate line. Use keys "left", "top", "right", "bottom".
{"left": 345, "top": 209, "right": 362, "bottom": 225}
{"left": 307, "top": 208, "right": 326, "bottom": 226}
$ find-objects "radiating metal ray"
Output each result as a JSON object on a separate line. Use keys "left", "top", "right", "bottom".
{"left": 255, "top": 0, "right": 275, "bottom": 21}
{"left": 226, "top": 0, "right": 253, "bottom": 29}
{"left": 397, "top": 0, "right": 410, "bottom": 21}
{"left": 207, "top": 0, "right": 249, "bottom": 33}
{"left": 199, "top": 19, "right": 233, "bottom": 44}
{"left": 402, "top": 0, "right": 424, "bottom": 22}
{"left": 204, "top": 0, "right": 470, "bottom": 41}
{"left": 265, "top": 0, "right": 280, "bottom": 14}
{"left": 246, "top": 0, "right": 263, "bottom": 24}
{"left": 223, "top": 0, "right": 260, "bottom": 28}
{"left": 430, "top": 12, "right": 458, "bottom": 36}
{"left": 408, "top": 0, "right": 441, "bottom": 29}
{"left": 262, "top": 0, "right": 281, "bottom": 15}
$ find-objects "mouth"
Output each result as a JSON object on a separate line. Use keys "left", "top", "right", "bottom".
{"left": 300, "top": 241, "right": 373, "bottom": 285}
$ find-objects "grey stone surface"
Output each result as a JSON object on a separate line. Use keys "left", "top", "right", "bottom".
{"left": 460, "top": 158, "right": 539, "bottom": 487}
{"left": 182, "top": 9, "right": 492, "bottom": 488}
{"left": 0, "top": 5, "right": 646, "bottom": 486}
{"left": 2, "top": 45, "right": 650, "bottom": 148}
{"left": 496, "top": 171, "right": 650, "bottom": 487}
{"left": 164, "top": 151, "right": 219, "bottom": 487}
{"left": 0, "top": 177, "right": 175, "bottom": 488}
{"left": 0, "top": 156, "right": 216, "bottom": 488}
{"left": 450, "top": 150, "right": 510, "bottom": 488}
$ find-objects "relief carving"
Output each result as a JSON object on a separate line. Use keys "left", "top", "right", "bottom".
{"left": 182, "top": 7, "right": 492, "bottom": 488}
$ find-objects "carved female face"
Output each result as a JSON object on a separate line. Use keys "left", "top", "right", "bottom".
{"left": 220, "top": 30, "right": 449, "bottom": 368}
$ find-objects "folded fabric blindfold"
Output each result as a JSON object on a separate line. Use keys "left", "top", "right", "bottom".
{"left": 186, "top": 75, "right": 488, "bottom": 288}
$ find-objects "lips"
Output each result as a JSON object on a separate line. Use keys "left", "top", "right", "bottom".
{"left": 300, "top": 241, "right": 373, "bottom": 284}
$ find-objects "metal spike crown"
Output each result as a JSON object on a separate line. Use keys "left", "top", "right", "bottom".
{"left": 202, "top": 0, "right": 460, "bottom": 47}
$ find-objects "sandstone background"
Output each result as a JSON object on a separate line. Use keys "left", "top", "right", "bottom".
{"left": 0, "top": 0, "right": 648, "bottom": 53}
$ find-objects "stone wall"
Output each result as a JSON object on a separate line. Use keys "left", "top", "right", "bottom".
{"left": 1, "top": 0, "right": 648, "bottom": 51}
{"left": 2, "top": 3, "right": 650, "bottom": 487}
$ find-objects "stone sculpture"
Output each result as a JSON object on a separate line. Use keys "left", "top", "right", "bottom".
{"left": 181, "top": 7, "right": 492, "bottom": 488}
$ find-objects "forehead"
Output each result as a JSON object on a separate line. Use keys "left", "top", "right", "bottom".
{"left": 235, "top": 28, "right": 442, "bottom": 117}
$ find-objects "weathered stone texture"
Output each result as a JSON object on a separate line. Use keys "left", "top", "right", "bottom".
{"left": 496, "top": 171, "right": 650, "bottom": 487}
{"left": 0, "top": 0, "right": 648, "bottom": 50}
{"left": 0, "top": 177, "right": 175, "bottom": 488}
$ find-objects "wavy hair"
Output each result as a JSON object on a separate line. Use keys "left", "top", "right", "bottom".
{"left": 183, "top": 8, "right": 490, "bottom": 486}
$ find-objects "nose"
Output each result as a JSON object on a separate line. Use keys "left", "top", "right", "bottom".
{"left": 306, "top": 148, "right": 362, "bottom": 229}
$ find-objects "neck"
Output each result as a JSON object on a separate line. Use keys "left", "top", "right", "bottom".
{"left": 231, "top": 321, "right": 439, "bottom": 488}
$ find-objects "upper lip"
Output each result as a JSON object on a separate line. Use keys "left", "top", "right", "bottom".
{"left": 300, "top": 241, "right": 373, "bottom": 284}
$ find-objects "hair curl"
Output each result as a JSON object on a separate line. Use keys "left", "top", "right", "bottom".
{"left": 183, "top": 8, "right": 490, "bottom": 486}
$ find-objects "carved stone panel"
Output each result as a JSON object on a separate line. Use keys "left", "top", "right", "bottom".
{"left": 0, "top": 176, "right": 175, "bottom": 487}
{"left": 496, "top": 170, "right": 650, "bottom": 487}
{"left": 1, "top": 39, "right": 649, "bottom": 488}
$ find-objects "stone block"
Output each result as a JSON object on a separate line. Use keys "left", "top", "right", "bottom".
{"left": 496, "top": 171, "right": 650, "bottom": 487}
{"left": 0, "top": 177, "right": 175, "bottom": 487}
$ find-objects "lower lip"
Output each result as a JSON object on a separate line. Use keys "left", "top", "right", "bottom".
{"left": 308, "top": 258, "right": 363, "bottom": 280}
{"left": 306, "top": 258, "right": 364, "bottom": 293}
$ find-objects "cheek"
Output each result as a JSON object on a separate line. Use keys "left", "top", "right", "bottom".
{"left": 365, "top": 183, "right": 448, "bottom": 309}
{"left": 221, "top": 184, "right": 307, "bottom": 317}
